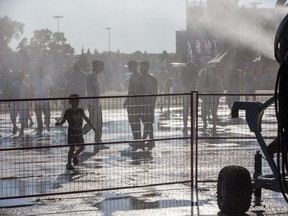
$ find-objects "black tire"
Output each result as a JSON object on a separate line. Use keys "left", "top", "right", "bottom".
{"left": 217, "top": 165, "right": 252, "bottom": 215}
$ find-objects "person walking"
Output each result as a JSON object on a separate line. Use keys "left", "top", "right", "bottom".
{"left": 31, "top": 67, "right": 54, "bottom": 135}
{"left": 8, "top": 72, "right": 30, "bottom": 136}
{"left": 181, "top": 61, "right": 199, "bottom": 135}
{"left": 82, "top": 60, "right": 109, "bottom": 151}
{"left": 199, "top": 66, "right": 224, "bottom": 134}
{"left": 55, "top": 94, "right": 96, "bottom": 170}
{"left": 64, "top": 60, "right": 87, "bottom": 101}
{"left": 225, "top": 66, "right": 242, "bottom": 111}
{"left": 163, "top": 76, "right": 173, "bottom": 114}
{"left": 243, "top": 67, "right": 257, "bottom": 102}
{"left": 139, "top": 61, "right": 158, "bottom": 150}
{"left": 123, "top": 60, "right": 144, "bottom": 150}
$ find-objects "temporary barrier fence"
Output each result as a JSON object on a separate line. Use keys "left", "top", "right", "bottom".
{"left": 0, "top": 94, "right": 192, "bottom": 200}
{"left": 0, "top": 92, "right": 277, "bottom": 213}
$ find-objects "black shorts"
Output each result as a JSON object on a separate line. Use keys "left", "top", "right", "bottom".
{"left": 68, "top": 133, "right": 84, "bottom": 145}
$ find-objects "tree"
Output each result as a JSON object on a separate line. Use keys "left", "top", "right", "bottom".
{"left": 26, "top": 28, "right": 75, "bottom": 56}
{"left": 0, "top": 16, "right": 24, "bottom": 53}
{"left": 49, "top": 32, "right": 75, "bottom": 55}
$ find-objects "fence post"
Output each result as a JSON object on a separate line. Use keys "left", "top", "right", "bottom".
{"left": 190, "top": 91, "right": 198, "bottom": 211}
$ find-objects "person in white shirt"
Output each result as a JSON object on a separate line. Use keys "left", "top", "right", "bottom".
{"left": 31, "top": 67, "right": 54, "bottom": 135}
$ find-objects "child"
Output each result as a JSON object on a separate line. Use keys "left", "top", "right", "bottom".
{"left": 55, "top": 94, "right": 96, "bottom": 170}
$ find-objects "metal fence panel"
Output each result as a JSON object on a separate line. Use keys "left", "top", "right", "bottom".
{"left": 0, "top": 94, "right": 192, "bottom": 199}
{"left": 196, "top": 93, "right": 276, "bottom": 184}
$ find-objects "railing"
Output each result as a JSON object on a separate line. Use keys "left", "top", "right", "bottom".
{"left": 0, "top": 92, "right": 277, "bottom": 209}
{"left": 195, "top": 93, "right": 276, "bottom": 187}
{"left": 0, "top": 94, "right": 192, "bottom": 200}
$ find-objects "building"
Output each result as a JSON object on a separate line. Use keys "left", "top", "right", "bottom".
{"left": 176, "top": 0, "right": 288, "bottom": 89}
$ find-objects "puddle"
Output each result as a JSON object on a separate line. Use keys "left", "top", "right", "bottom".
{"left": 93, "top": 192, "right": 191, "bottom": 216}
{"left": 0, "top": 197, "right": 33, "bottom": 208}
{"left": 0, "top": 180, "right": 34, "bottom": 207}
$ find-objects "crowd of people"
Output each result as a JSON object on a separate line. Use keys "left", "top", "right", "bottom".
{"left": 2, "top": 57, "right": 258, "bottom": 169}
{"left": 154, "top": 61, "right": 257, "bottom": 135}
{"left": 2, "top": 59, "right": 111, "bottom": 170}
{"left": 3, "top": 59, "right": 159, "bottom": 170}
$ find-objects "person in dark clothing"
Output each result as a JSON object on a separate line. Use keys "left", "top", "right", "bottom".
{"left": 82, "top": 60, "right": 109, "bottom": 150}
{"left": 55, "top": 94, "right": 96, "bottom": 170}
{"left": 225, "top": 67, "right": 242, "bottom": 111}
{"left": 163, "top": 76, "right": 173, "bottom": 114}
{"left": 139, "top": 61, "right": 158, "bottom": 150}
{"left": 124, "top": 60, "right": 144, "bottom": 149}
{"left": 8, "top": 72, "right": 30, "bottom": 136}
{"left": 157, "top": 66, "right": 170, "bottom": 111}
{"left": 243, "top": 67, "right": 257, "bottom": 102}
{"left": 199, "top": 66, "right": 224, "bottom": 134}
{"left": 181, "top": 61, "right": 199, "bottom": 134}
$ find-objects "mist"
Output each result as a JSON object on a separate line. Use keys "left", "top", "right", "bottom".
{"left": 189, "top": 4, "right": 288, "bottom": 59}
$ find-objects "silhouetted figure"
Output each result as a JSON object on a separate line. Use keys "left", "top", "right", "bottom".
{"left": 139, "top": 61, "right": 158, "bottom": 149}
{"left": 171, "top": 70, "right": 183, "bottom": 105}
{"left": 181, "top": 61, "right": 199, "bottom": 134}
{"left": 8, "top": 72, "right": 30, "bottom": 136}
{"left": 124, "top": 60, "right": 144, "bottom": 149}
{"left": 55, "top": 94, "right": 96, "bottom": 170}
{"left": 157, "top": 66, "right": 170, "bottom": 111}
{"left": 163, "top": 76, "right": 173, "bottom": 113}
{"left": 24, "top": 74, "right": 34, "bottom": 127}
{"left": 2, "top": 67, "right": 18, "bottom": 99}
{"left": 244, "top": 67, "right": 257, "bottom": 102}
{"left": 199, "top": 66, "right": 224, "bottom": 134}
{"left": 31, "top": 67, "right": 54, "bottom": 135}
{"left": 225, "top": 66, "right": 241, "bottom": 111}
{"left": 60, "top": 60, "right": 87, "bottom": 120}
{"left": 82, "top": 60, "right": 109, "bottom": 150}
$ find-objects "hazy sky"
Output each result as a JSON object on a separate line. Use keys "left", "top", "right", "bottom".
{"left": 0, "top": 0, "right": 275, "bottom": 54}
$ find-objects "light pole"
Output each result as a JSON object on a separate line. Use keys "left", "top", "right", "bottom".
{"left": 249, "top": 2, "right": 261, "bottom": 8}
{"left": 105, "top": 27, "right": 111, "bottom": 53}
{"left": 53, "top": 16, "right": 64, "bottom": 33}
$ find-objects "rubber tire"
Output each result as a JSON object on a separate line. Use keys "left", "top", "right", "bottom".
{"left": 217, "top": 165, "right": 252, "bottom": 215}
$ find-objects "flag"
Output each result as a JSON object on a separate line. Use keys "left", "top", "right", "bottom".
{"left": 187, "top": 41, "right": 193, "bottom": 62}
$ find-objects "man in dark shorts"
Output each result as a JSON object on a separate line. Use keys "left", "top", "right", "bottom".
{"left": 55, "top": 94, "right": 96, "bottom": 170}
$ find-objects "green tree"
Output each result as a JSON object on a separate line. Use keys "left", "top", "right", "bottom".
{"left": 0, "top": 16, "right": 24, "bottom": 53}
{"left": 16, "top": 37, "right": 29, "bottom": 54}
{"left": 27, "top": 29, "right": 74, "bottom": 56}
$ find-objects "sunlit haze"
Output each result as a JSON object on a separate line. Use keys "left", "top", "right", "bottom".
{"left": 0, "top": 0, "right": 275, "bottom": 54}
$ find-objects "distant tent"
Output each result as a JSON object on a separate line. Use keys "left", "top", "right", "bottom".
{"left": 132, "top": 50, "right": 143, "bottom": 55}
{"left": 206, "top": 50, "right": 230, "bottom": 65}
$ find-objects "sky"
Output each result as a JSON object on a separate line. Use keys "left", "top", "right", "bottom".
{"left": 0, "top": 0, "right": 276, "bottom": 54}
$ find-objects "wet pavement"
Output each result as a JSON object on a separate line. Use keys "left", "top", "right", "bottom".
{"left": 1, "top": 94, "right": 288, "bottom": 215}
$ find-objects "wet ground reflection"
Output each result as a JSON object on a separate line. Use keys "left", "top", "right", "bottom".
{"left": 93, "top": 191, "right": 191, "bottom": 216}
